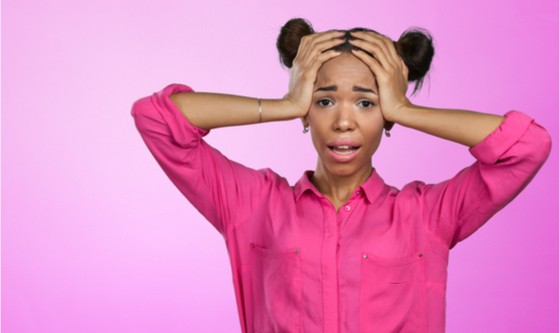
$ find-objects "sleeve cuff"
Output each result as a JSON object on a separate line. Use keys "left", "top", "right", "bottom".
{"left": 151, "top": 83, "right": 210, "bottom": 146}
{"left": 468, "top": 110, "right": 533, "bottom": 164}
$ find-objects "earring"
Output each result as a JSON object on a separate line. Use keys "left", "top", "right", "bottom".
{"left": 384, "top": 129, "right": 391, "bottom": 137}
{"left": 303, "top": 126, "right": 309, "bottom": 134}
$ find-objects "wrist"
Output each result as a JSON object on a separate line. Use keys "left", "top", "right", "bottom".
{"left": 261, "top": 98, "right": 306, "bottom": 122}
{"left": 281, "top": 95, "right": 310, "bottom": 119}
{"left": 385, "top": 100, "right": 414, "bottom": 124}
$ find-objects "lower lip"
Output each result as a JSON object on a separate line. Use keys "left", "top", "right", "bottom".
{"left": 327, "top": 147, "right": 361, "bottom": 163}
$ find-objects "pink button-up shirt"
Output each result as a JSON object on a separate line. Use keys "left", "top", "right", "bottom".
{"left": 131, "top": 84, "right": 551, "bottom": 333}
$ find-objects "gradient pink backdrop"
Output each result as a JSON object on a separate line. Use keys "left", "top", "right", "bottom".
{"left": 2, "top": 0, "right": 558, "bottom": 332}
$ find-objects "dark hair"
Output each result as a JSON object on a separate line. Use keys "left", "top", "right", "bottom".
{"left": 276, "top": 18, "right": 435, "bottom": 94}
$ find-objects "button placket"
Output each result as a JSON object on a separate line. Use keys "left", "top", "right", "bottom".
{"left": 321, "top": 204, "right": 339, "bottom": 332}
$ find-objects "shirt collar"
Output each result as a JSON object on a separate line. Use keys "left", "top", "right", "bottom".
{"left": 293, "top": 168, "right": 387, "bottom": 204}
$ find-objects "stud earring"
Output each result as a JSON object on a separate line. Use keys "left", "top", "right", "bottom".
{"left": 384, "top": 129, "right": 391, "bottom": 137}
{"left": 303, "top": 126, "right": 309, "bottom": 134}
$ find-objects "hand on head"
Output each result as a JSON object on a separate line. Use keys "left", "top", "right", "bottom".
{"left": 349, "top": 31, "right": 411, "bottom": 123}
{"left": 283, "top": 30, "right": 345, "bottom": 118}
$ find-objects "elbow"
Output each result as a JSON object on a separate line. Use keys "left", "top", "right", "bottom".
{"left": 131, "top": 96, "right": 153, "bottom": 119}
{"left": 130, "top": 95, "right": 165, "bottom": 134}
{"left": 538, "top": 127, "right": 552, "bottom": 164}
{"left": 527, "top": 120, "right": 552, "bottom": 167}
{"left": 535, "top": 121, "right": 552, "bottom": 159}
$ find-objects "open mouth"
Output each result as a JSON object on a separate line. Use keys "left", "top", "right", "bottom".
{"left": 328, "top": 145, "right": 361, "bottom": 155}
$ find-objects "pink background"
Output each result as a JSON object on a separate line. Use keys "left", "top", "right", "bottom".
{"left": 2, "top": 0, "right": 558, "bottom": 332}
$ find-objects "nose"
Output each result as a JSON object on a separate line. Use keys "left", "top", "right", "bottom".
{"left": 333, "top": 104, "right": 356, "bottom": 132}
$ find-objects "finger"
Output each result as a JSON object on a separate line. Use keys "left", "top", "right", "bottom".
{"left": 296, "top": 36, "right": 345, "bottom": 70}
{"left": 314, "top": 35, "right": 346, "bottom": 53}
{"left": 296, "top": 42, "right": 343, "bottom": 73}
{"left": 295, "top": 32, "right": 344, "bottom": 63}
{"left": 312, "top": 29, "right": 345, "bottom": 40}
{"left": 349, "top": 38, "right": 392, "bottom": 70}
{"left": 379, "top": 34, "right": 401, "bottom": 64}
{"left": 351, "top": 48, "right": 386, "bottom": 80}
{"left": 353, "top": 37, "right": 397, "bottom": 69}
{"left": 308, "top": 49, "right": 342, "bottom": 73}
{"left": 350, "top": 31, "right": 400, "bottom": 67}
{"left": 401, "top": 59, "right": 409, "bottom": 80}
{"left": 292, "top": 49, "right": 342, "bottom": 87}
{"left": 351, "top": 30, "right": 394, "bottom": 50}
{"left": 301, "top": 30, "right": 345, "bottom": 49}
{"left": 350, "top": 31, "right": 393, "bottom": 58}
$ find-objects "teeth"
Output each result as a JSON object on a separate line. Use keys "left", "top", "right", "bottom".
{"left": 331, "top": 145, "right": 357, "bottom": 150}
{"left": 330, "top": 145, "right": 359, "bottom": 155}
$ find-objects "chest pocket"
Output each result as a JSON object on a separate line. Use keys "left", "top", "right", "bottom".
{"left": 250, "top": 244, "right": 303, "bottom": 333}
{"left": 359, "top": 253, "right": 427, "bottom": 333}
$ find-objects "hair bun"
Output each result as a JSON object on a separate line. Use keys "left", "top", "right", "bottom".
{"left": 277, "top": 18, "right": 315, "bottom": 68}
{"left": 396, "top": 29, "right": 435, "bottom": 92}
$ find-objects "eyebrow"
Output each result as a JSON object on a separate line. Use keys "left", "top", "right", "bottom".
{"left": 353, "top": 86, "right": 377, "bottom": 95}
{"left": 315, "top": 85, "right": 378, "bottom": 95}
{"left": 315, "top": 85, "right": 337, "bottom": 92}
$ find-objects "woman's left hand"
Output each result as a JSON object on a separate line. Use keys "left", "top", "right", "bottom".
{"left": 349, "top": 31, "right": 411, "bottom": 123}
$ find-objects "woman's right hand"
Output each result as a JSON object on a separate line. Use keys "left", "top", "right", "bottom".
{"left": 284, "top": 30, "right": 345, "bottom": 118}
{"left": 169, "top": 31, "right": 344, "bottom": 130}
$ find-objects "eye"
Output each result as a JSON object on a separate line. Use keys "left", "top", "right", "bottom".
{"left": 317, "top": 98, "right": 334, "bottom": 107}
{"left": 358, "top": 100, "right": 376, "bottom": 108}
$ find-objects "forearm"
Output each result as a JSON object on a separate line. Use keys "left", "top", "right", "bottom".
{"left": 392, "top": 104, "right": 505, "bottom": 147}
{"left": 169, "top": 92, "right": 299, "bottom": 130}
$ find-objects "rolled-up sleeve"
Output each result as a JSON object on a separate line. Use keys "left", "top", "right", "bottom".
{"left": 131, "top": 83, "right": 270, "bottom": 235}
{"left": 420, "top": 110, "right": 552, "bottom": 248}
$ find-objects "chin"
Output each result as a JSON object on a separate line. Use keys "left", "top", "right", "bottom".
{"left": 327, "top": 163, "right": 367, "bottom": 178}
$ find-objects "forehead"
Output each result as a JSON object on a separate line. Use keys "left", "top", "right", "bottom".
{"left": 315, "top": 54, "right": 376, "bottom": 86}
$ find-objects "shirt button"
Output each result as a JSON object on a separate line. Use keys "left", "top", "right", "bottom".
{"left": 344, "top": 205, "right": 351, "bottom": 212}
{"left": 363, "top": 254, "right": 369, "bottom": 260}
{"left": 356, "top": 190, "right": 361, "bottom": 196}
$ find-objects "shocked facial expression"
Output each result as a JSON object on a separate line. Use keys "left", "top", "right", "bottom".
{"left": 306, "top": 53, "right": 385, "bottom": 178}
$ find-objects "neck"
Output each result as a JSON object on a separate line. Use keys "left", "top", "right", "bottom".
{"left": 311, "top": 162, "right": 373, "bottom": 211}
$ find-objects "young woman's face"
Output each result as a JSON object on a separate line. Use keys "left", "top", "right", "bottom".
{"left": 307, "top": 53, "right": 385, "bottom": 178}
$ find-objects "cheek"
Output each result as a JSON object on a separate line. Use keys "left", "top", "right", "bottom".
{"left": 360, "top": 111, "right": 384, "bottom": 133}
{"left": 361, "top": 117, "right": 385, "bottom": 152}
{"left": 309, "top": 131, "right": 327, "bottom": 158}
{"left": 367, "top": 126, "right": 383, "bottom": 144}
{"left": 306, "top": 108, "right": 330, "bottom": 131}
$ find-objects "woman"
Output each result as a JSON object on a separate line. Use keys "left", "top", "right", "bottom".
{"left": 131, "top": 18, "right": 551, "bottom": 333}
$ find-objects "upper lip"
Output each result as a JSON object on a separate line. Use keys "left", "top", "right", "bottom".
{"left": 327, "top": 139, "right": 361, "bottom": 148}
